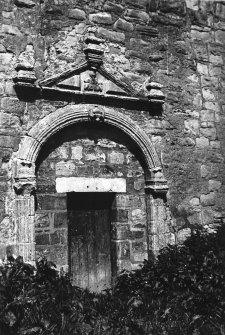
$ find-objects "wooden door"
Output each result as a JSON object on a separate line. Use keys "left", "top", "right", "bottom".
{"left": 68, "top": 193, "right": 113, "bottom": 292}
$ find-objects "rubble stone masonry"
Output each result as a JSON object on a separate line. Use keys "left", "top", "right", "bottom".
{"left": 0, "top": 0, "right": 225, "bottom": 275}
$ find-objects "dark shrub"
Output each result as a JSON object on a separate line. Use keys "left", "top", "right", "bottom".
{"left": 1, "top": 224, "right": 225, "bottom": 334}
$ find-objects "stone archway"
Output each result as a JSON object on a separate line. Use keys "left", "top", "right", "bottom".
{"left": 12, "top": 104, "right": 168, "bottom": 266}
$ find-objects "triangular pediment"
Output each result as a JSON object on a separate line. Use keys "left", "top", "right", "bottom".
{"left": 13, "top": 28, "right": 165, "bottom": 108}
{"left": 38, "top": 61, "right": 138, "bottom": 98}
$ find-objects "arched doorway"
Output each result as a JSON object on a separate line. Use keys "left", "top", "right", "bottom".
{"left": 12, "top": 104, "right": 168, "bottom": 291}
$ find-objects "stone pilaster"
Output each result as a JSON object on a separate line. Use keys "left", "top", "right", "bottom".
{"left": 145, "top": 170, "right": 171, "bottom": 256}
{"left": 12, "top": 193, "right": 35, "bottom": 264}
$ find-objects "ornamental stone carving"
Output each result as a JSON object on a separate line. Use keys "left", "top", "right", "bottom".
{"left": 88, "top": 107, "right": 105, "bottom": 121}
{"left": 13, "top": 159, "right": 36, "bottom": 194}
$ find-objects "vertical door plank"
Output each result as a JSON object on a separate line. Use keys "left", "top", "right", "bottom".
{"left": 69, "top": 195, "right": 112, "bottom": 292}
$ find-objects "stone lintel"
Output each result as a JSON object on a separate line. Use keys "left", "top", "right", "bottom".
{"left": 56, "top": 177, "right": 126, "bottom": 193}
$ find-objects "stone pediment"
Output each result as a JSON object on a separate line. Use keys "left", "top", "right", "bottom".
{"left": 38, "top": 61, "right": 137, "bottom": 98}
{"left": 13, "top": 27, "right": 165, "bottom": 109}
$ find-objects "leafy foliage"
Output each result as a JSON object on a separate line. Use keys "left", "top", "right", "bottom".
{"left": 1, "top": 224, "right": 225, "bottom": 334}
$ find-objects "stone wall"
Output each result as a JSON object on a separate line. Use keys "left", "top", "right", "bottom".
{"left": 0, "top": 0, "right": 225, "bottom": 268}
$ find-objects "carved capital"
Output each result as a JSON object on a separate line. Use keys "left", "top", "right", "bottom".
{"left": 14, "top": 178, "right": 36, "bottom": 195}
{"left": 13, "top": 159, "right": 36, "bottom": 194}
{"left": 88, "top": 107, "right": 105, "bottom": 122}
{"left": 145, "top": 170, "right": 168, "bottom": 195}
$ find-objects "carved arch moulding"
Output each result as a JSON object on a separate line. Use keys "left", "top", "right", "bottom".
{"left": 13, "top": 104, "right": 168, "bottom": 195}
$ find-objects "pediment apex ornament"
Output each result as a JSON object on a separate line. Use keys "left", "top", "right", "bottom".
{"left": 84, "top": 27, "right": 104, "bottom": 67}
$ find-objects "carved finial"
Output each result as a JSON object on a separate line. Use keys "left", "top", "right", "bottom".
{"left": 84, "top": 27, "right": 105, "bottom": 67}
{"left": 145, "top": 79, "right": 165, "bottom": 104}
{"left": 14, "top": 44, "right": 36, "bottom": 83}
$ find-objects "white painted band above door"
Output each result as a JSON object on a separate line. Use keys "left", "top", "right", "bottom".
{"left": 56, "top": 177, "right": 126, "bottom": 193}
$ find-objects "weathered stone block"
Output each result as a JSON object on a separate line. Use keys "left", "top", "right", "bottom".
{"left": 209, "top": 179, "right": 222, "bottom": 192}
{"left": 177, "top": 228, "right": 191, "bottom": 243}
{"left": 98, "top": 28, "right": 125, "bottom": 43}
{"left": 197, "top": 63, "right": 209, "bottom": 75}
{"left": 1, "top": 97, "right": 26, "bottom": 115}
{"left": 116, "top": 241, "right": 130, "bottom": 260}
{"left": 37, "top": 195, "right": 67, "bottom": 211}
{"left": 184, "top": 119, "right": 199, "bottom": 135}
{"left": 0, "top": 53, "right": 13, "bottom": 65}
{"left": 159, "top": 0, "right": 186, "bottom": 16}
{"left": 35, "top": 213, "right": 51, "bottom": 228}
{"left": 200, "top": 110, "right": 215, "bottom": 122}
{"left": 77, "top": 165, "right": 94, "bottom": 176}
{"left": 185, "top": 0, "right": 198, "bottom": 10}
{"left": 50, "top": 231, "right": 61, "bottom": 245}
{"left": 71, "top": 146, "right": 83, "bottom": 160}
{"left": 50, "top": 245, "right": 67, "bottom": 266}
{"left": 215, "top": 2, "right": 225, "bottom": 19}
{"left": 202, "top": 88, "right": 215, "bottom": 101}
{"left": 97, "top": 139, "right": 116, "bottom": 148}
{"left": 131, "top": 241, "right": 147, "bottom": 262}
{"left": 113, "top": 194, "right": 129, "bottom": 208}
{"left": 200, "top": 164, "right": 218, "bottom": 179}
{"left": 130, "top": 229, "right": 145, "bottom": 239}
{"left": 114, "top": 18, "right": 134, "bottom": 32}
{"left": 131, "top": 208, "right": 146, "bottom": 227}
{"left": 209, "top": 54, "right": 223, "bottom": 65}
{"left": 1, "top": 24, "right": 22, "bottom": 36}
{"left": 215, "top": 30, "right": 225, "bottom": 44}
{"left": 103, "top": 2, "right": 124, "bottom": 15}
{"left": 201, "top": 207, "right": 215, "bottom": 225}
{"left": 89, "top": 13, "right": 113, "bottom": 25}
{"left": 55, "top": 161, "right": 76, "bottom": 177}
{"left": 49, "top": 146, "right": 69, "bottom": 160}
{"left": 125, "top": 0, "right": 148, "bottom": 9}
{"left": 111, "top": 224, "right": 130, "bottom": 240}
{"left": 85, "top": 151, "right": 106, "bottom": 162}
{"left": 191, "top": 29, "right": 211, "bottom": 42}
{"left": 68, "top": 9, "right": 86, "bottom": 20}
{"left": 112, "top": 209, "right": 128, "bottom": 222}
{"left": 200, "top": 193, "right": 215, "bottom": 206}
{"left": 134, "top": 179, "right": 145, "bottom": 191}
{"left": 210, "top": 141, "right": 220, "bottom": 149}
{"left": 0, "top": 135, "right": 19, "bottom": 149}
{"left": 15, "top": 0, "right": 35, "bottom": 7}
{"left": 204, "top": 101, "right": 220, "bottom": 112}
{"left": 200, "top": 127, "right": 216, "bottom": 140}
{"left": 108, "top": 152, "right": 124, "bottom": 164}
{"left": 35, "top": 234, "right": 50, "bottom": 245}
{"left": 187, "top": 211, "right": 202, "bottom": 226}
{"left": 54, "top": 212, "right": 67, "bottom": 227}
{"left": 193, "top": 93, "right": 203, "bottom": 108}
{"left": 124, "top": 9, "right": 149, "bottom": 23}
{"left": 196, "top": 137, "right": 209, "bottom": 148}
